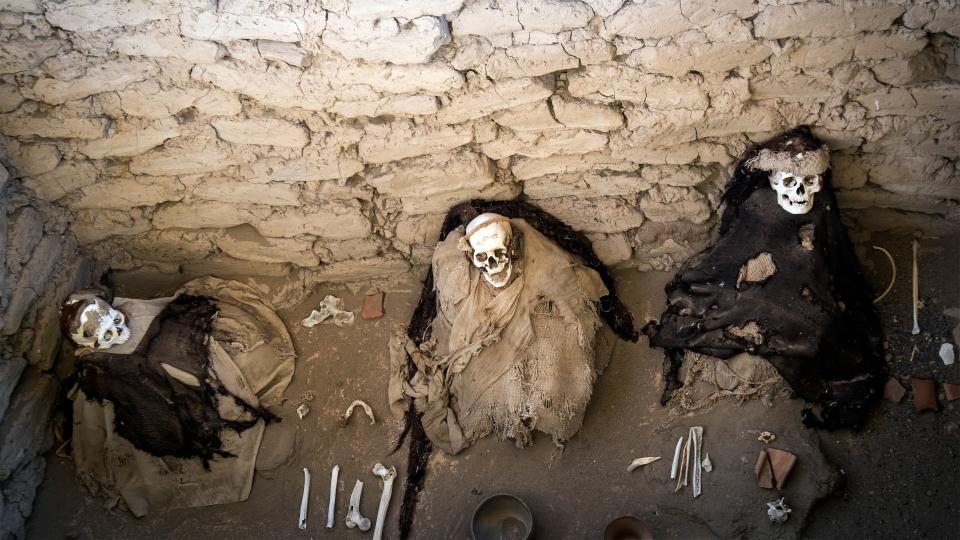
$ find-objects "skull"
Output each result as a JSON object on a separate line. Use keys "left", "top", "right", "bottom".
{"left": 466, "top": 213, "right": 514, "bottom": 288}
{"left": 769, "top": 170, "right": 822, "bottom": 215}
{"left": 63, "top": 295, "right": 130, "bottom": 350}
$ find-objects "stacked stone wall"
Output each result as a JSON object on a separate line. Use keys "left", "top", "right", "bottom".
{"left": 0, "top": 163, "right": 93, "bottom": 539}
{"left": 0, "top": 0, "right": 957, "bottom": 280}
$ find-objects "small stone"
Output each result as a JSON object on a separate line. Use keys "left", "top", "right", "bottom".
{"left": 939, "top": 343, "right": 955, "bottom": 365}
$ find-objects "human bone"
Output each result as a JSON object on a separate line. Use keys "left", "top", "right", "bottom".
{"left": 296, "top": 403, "right": 310, "bottom": 419}
{"left": 940, "top": 343, "right": 955, "bottom": 366}
{"left": 371, "top": 463, "right": 397, "bottom": 540}
{"left": 911, "top": 240, "right": 920, "bottom": 335}
{"left": 702, "top": 453, "right": 713, "bottom": 473}
{"left": 342, "top": 399, "right": 375, "bottom": 425}
{"left": 758, "top": 431, "right": 776, "bottom": 443}
{"left": 465, "top": 213, "right": 514, "bottom": 288}
{"left": 767, "top": 497, "right": 792, "bottom": 523}
{"left": 65, "top": 296, "right": 131, "bottom": 349}
{"left": 345, "top": 480, "right": 371, "bottom": 531}
{"left": 670, "top": 436, "right": 684, "bottom": 479}
{"left": 298, "top": 467, "right": 310, "bottom": 530}
{"left": 690, "top": 426, "right": 703, "bottom": 498}
{"left": 327, "top": 465, "right": 340, "bottom": 529}
{"left": 769, "top": 170, "right": 821, "bottom": 214}
{"left": 302, "top": 295, "right": 355, "bottom": 327}
{"left": 626, "top": 456, "right": 660, "bottom": 472}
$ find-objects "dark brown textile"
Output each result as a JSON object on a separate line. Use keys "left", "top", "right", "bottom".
{"left": 646, "top": 126, "right": 885, "bottom": 430}
{"left": 77, "top": 294, "right": 275, "bottom": 466}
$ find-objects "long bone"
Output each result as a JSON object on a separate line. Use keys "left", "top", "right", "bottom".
{"left": 372, "top": 463, "right": 397, "bottom": 540}
{"left": 298, "top": 468, "right": 310, "bottom": 530}
{"left": 327, "top": 465, "right": 339, "bottom": 529}
{"left": 345, "top": 480, "right": 371, "bottom": 531}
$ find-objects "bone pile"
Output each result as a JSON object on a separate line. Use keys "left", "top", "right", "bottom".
{"left": 670, "top": 426, "right": 708, "bottom": 497}
{"left": 317, "top": 462, "right": 395, "bottom": 536}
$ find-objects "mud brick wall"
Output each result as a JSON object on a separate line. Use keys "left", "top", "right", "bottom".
{"left": 0, "top": 162, "right": 93, "bottom": 539}
{"left": 0, "top": 0, "right": 957, "bottom": 281}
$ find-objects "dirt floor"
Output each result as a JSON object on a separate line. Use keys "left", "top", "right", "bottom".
{"left": 26, "top": 228, "right": 960, "bottom": 540}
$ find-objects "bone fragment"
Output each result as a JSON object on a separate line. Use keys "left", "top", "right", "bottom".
{"left": 690, "top": 426, "right": 703, "bottom": 498}
{"left": 302, "top": 295, "right": 355, "bottom": 328}
{"left": 627, "top": 456, "right": 660, "bottom": 472}
{"left": 767, "top": 497, "right": 791, "bottom": 523}
{"left": 912, "top": 239, "right": 920, "bottom": 335}
{"left": 372, "top": 463, "right": 397, "bottom": 540}
{"left": 342, "top": 399, "right": 376, "bottom": 426}
{"left": 345, "top": 480, "right": 371, "bottom": 531}
{"left": 327, "top": 465, "right": 339, "bottom": 529}
{"left": 160, "top": 362, "right": 201, "bottom": 386}
{"left": 670, "top": 436, "right": 684, "bottom": 479}
{"left": 702, "top": 453, "right": 713, "bottom": 473}
{"left": 675, "top": 436, "right": 691, "bottom": 492}
{"left": 871, "top": 246, "right": 896, "bottom": 303}
{"left": 296, "top": 403, "right": 310, "bottom": 419}
{"left": 298, "top": 467, "right": 310, "bottom": 530}
{"left": 758, "top": 431, "right": 775, "bottom": 443}
{"left": 940, "top": 343, "right": 955, "bottom": 366}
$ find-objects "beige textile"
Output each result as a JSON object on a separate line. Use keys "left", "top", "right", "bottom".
{"left": 72, "top": 277, "right": 295, "bottom": 516}
{"left": 390, "top": 219, "right": 607, "bottom": 454}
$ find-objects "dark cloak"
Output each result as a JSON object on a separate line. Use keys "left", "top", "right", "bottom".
{"left": 76, "top": 294, "right": 276, "bottom": 467}
{"left": 395, "top": 199, "right": 639, "bottom": 539}
{"left": 645, "top": 126, "right": 885, "bottom": 430}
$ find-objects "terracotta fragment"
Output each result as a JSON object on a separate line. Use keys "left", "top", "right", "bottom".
{"left": 361, "top": 291, "right": 385, "bottom": 320}
{"left": 911, "top": 378, "right": 938, "bottom": 412}
{"left": 943, "top": 383, "right": 960, "bottom": 402}
{"left": 883, "top": 377, "right": 906, "bottom": 403}
{"left": 755, "top": 448, "right": 797, "bottom": 490}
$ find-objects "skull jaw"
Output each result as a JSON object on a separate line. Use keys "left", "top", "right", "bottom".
{"left": 777, "top": 195, "right": 814, "bottom": 215}
{"left": 481, "top": 264, "right": 513, "bottom": 288}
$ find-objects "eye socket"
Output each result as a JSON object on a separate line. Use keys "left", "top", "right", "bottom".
{"left": 103, "top": 329, "right": 114, "bottom": 340}
{"left": 114, "top": 315, "right": 123, "bottom": 325}
{"left": 802, "top": 176, "right": 818, "bottom": 186}
{"left": 475, "top": 252, "right": 486, "bottom": 262}
{"left": 494, "top": 249, "right": 506, "bottom": 258}
{"left": 782, "top": 176, "right": 796, "bottom": 187}
{"left": 82, "top": 329, "right": 93, "bottom": 339}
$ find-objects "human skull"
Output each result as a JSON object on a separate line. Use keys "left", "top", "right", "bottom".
{"left": 466, "top": 213, "right": 514, "bottom": 288}
{"left": 63, "top": 295, "right": 130, "bottom": 350}
{"left": 769, "top": 170, "right": 822, "bottom": 215}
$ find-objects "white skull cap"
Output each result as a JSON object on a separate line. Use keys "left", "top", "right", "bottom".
{"left": 465, "top": 213, "right": 510, "bottom": 240}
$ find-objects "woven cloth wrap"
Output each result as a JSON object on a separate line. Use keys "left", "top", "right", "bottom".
{"left": 389, "top": 218, "right": 608, "bottom": 454}
{"left": 72, "top": 277, "right": 295, "bottom": 516}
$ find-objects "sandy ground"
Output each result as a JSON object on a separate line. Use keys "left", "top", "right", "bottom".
{"left": 26, "top": 228, "right": 959, "bottom": 540}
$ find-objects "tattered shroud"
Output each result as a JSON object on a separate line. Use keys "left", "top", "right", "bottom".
{"left": 645, "top": 127, "right": 885, "bottom": 431}
{"left": 76, "top": 294, "right": 276, "bottom": 467}
{"left": 395, "top": 199, "right": 639, "bottom": 539}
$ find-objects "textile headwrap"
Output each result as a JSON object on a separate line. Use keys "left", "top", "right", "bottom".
{"left": 746, "top": 145, "right": 830, "bottom": 177}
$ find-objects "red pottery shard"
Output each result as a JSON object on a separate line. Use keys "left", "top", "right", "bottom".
{"left": 911, "top": 378, "right": 938, "bottom": 412}
{"left": 755, "top": 448, "right": 797, "bottom": 490}
{"left": 361, "top": 291, "right": 385, "bottom": 320}
{"left": 883, "top": 378, "right": 907, "bottom": 403}
{"left": 943, "top": 383, "right": 960, "bottom": 402}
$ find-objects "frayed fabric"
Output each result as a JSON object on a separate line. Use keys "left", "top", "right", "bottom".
{"left": 393, "top": 199, "right": 637, "bottom": 540}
